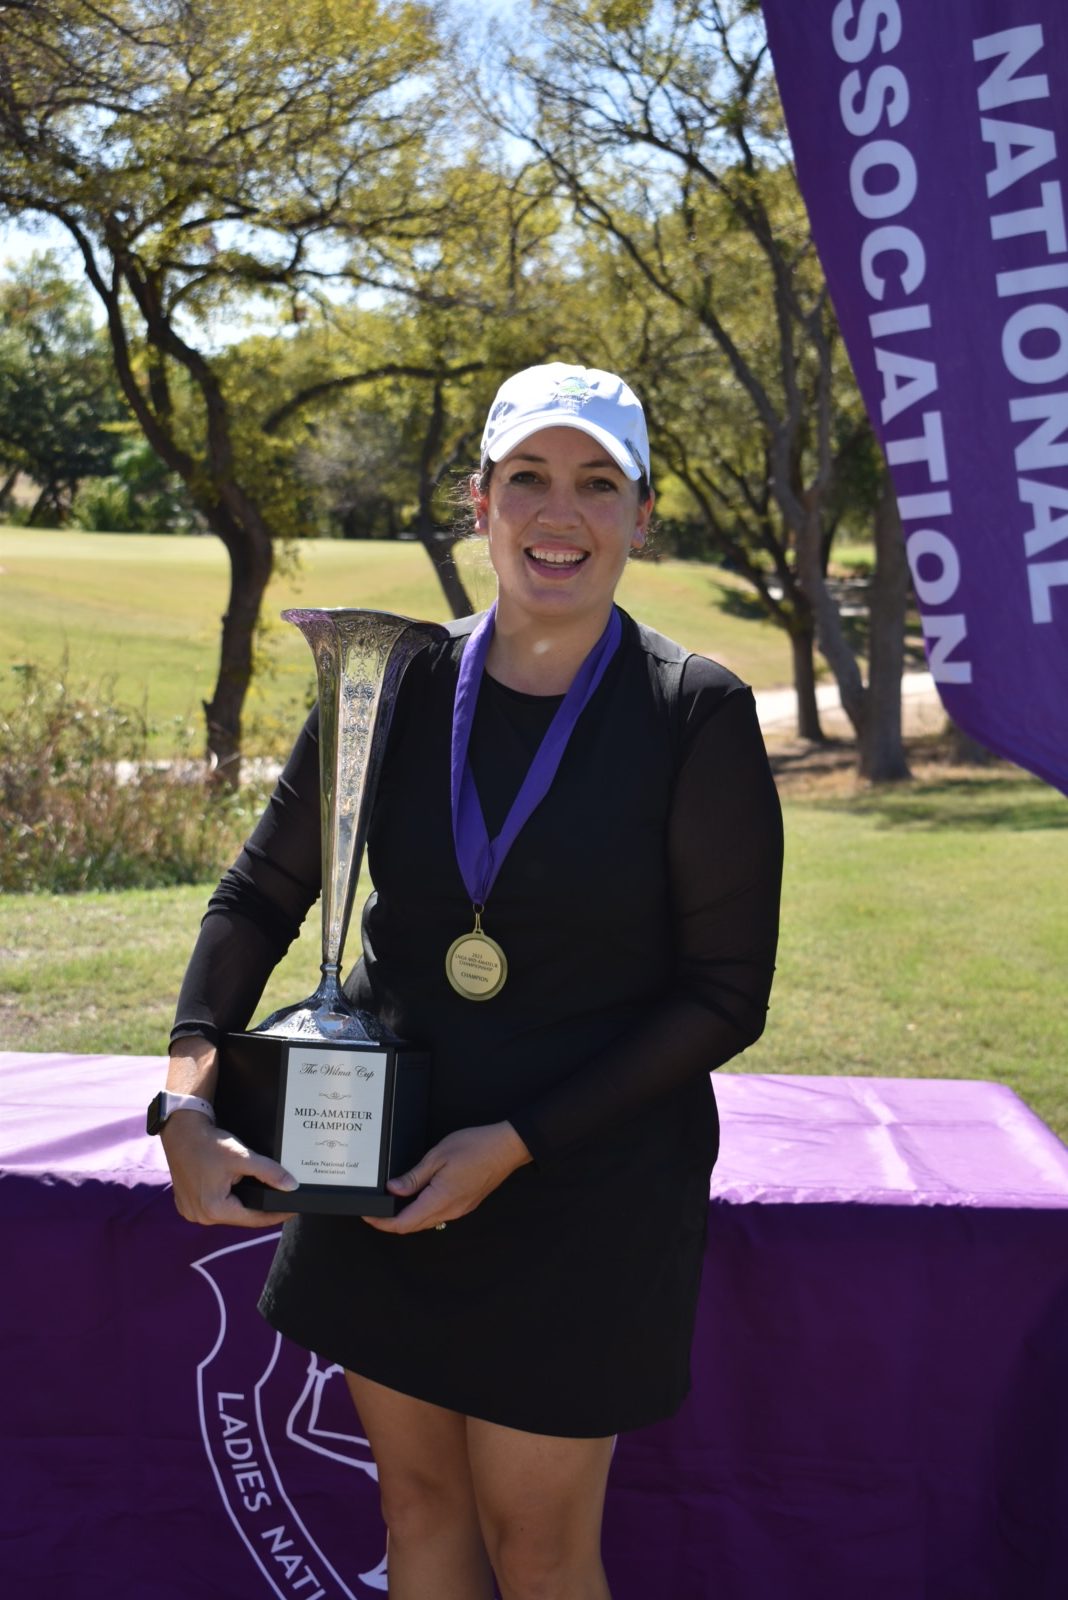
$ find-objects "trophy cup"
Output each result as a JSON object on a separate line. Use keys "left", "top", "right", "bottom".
{"left": 214, "top": 608, "right": 447, "bottom": 1216}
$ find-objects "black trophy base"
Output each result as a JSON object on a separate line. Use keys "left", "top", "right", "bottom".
{"left": 229, "top": 1179, "right": 404, "bottom": 1218}
{"left": 215, "top": 1029, "right": 430, "bottom": 1217}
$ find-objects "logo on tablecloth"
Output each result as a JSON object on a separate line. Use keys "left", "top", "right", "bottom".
{"left": 192, "top": 1235, "right": 387, "bottom": 1598}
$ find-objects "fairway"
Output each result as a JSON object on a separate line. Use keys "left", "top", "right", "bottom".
{"left": 0, "top": 528, "right": 793, "bottom": 753}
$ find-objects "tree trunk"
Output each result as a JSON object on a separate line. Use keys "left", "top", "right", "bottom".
{"left": 201, "top": 529, "right": 274, "bottom": 788}
{"left": 27, "top": 484, "right": 52, "bottom": 526}
{"left": 790, "top": 620, "right": 823, "bottom": 740}
{"left": 418, "top": 530, "right": 474, "bottom": 618}
{"left": 414, "top": 379, "right": 475, "bottom": 619}
{"left": 944, "top": 718, "right": 997, "bottom": 765}
{"left": 858, "top": 480, "right": 911, "bottom": 782}
{"left": 796, "top": 495, "right": 866, "bottom": 735}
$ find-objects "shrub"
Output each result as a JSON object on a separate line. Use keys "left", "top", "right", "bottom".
{"left": 0, "top": 665, "right": 267, "bottom": 892}
{"left": 71, "top": 440, "right": 202, "bottom": 534}
{"left": 70, "top": 477, "right": 140, "bottom": 533}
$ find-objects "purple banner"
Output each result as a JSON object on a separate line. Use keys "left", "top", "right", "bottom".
{"left": 762, "top": 0, "right": 1068, "bottom": 793}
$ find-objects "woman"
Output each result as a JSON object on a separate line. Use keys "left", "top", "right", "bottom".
{"left": 157, "top": 363, "right": 783, "bottom": 1600}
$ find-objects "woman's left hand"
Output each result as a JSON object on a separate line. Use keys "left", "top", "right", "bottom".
{"left": 364, "top": 1121, "right": 532, "bottom": 1234}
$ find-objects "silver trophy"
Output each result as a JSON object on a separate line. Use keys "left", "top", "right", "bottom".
{"left": 215, "top": 609, "right": 447, "bottom": 1216}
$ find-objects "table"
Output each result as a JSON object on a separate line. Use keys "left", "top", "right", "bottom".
{"left": 2, "top": 1052, "right": 1067, "bottom": 1600}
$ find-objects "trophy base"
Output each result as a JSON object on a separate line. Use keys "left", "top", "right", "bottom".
{"left": 229, "top": 1176, "right": 408, "bottom": 1217}
{"left": 215, "top": 1029, "right": 430, "bottom": 1218}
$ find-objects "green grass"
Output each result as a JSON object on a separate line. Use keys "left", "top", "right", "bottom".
{"left": 738, "top": 773, "right": 1068, "bottom": 1140}
{"left": 3, "top": 776, "right": 1065, "bottom": 1141}
{"left": 0, "top": 875, "right": 357, "bottom": 1059}
{"left": 0, "top": 527, "right": 794, "bottom": 753}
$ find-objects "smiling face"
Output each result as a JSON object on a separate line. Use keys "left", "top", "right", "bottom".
{"left": 471, "top": 426, "right": 653, "bottom": 634}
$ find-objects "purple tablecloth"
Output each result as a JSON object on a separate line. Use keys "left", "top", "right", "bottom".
{"left": 2, "top": 1052, "right": 1067, "bottom": 1600}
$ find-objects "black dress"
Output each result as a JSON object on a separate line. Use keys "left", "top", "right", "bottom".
{"left": 171, "top": 609, "right": 783, "bottom": 1437}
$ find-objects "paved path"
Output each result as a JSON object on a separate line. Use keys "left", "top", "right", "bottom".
{"left": 754, "top": 670, "right": 939, "bottom": 735}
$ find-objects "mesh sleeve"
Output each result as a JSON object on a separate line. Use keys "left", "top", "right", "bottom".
{"left": 169, "top": 709, "right": 322, "bottom": 1046}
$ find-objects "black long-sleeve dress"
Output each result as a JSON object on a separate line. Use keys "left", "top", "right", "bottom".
{"left": 172, "top": 609, "right": 783, "bottom": 1437}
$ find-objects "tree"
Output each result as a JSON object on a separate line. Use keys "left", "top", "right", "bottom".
{"left": 0, "top": 253, "right": 124, "bottom": 521}
{"left": 566, "top": 206, "right": 844, "bottom": 739}
{"left": 259, "top": 157, "right": 575, "bottom": 616}
{"left": 0, "top": 0, "right": 455, "bottom": 781}
{"left": 497, "top": 0, "right": 911, "bottom": 776}
{"left": 252, "top": 311, "right": 490, "bottom": 619}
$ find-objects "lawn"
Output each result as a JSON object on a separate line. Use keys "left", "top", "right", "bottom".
{"left": 3, "top": 771, "right": 1065, "bottom": 1141}
{"left": 0, "top": 528, "right": 796, "bottom": 753}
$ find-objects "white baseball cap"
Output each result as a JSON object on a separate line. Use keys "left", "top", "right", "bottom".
{"left": 480, "top": 362, "right": 650, "bottom": 483}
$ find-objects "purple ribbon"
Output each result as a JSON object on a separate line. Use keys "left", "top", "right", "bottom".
{"left": 450, "top": 604, "right": 623, "bottom": 908}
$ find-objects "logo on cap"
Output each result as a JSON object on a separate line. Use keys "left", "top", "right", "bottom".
{"left": 552, "top": 375, "right": 592, "bottom": 413}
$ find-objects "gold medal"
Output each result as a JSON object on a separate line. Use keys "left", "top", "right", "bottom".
{"left": 446, "top": 907, "right": 508, "bottom": 1001}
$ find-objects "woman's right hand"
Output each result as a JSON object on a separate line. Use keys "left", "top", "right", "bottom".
{"left": 161, "top": 1110, "right": 299, "bottom": 1228}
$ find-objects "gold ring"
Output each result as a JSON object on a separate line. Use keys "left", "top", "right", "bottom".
{"left": 435, "top": 1223, "right": 447, "bottom": 1231}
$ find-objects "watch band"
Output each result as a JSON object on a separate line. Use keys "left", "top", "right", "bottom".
{"left": 146, "top": 1090, "right": 216, "bottom": 1136}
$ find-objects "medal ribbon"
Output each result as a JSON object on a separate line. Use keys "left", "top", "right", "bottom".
{"left": 450, "top": 604, "right": 622, "bottom": 908}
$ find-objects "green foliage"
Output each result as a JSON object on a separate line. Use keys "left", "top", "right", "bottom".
{"left": 595, "top": 0, "right": 653, "bottom": 28}
{"left": 0, "top": 2, "right": 447, "bottom": 283}
{"left": 71, "top": 438, "right": 199, "bottom": 533}
{"left": 255, "top": 159, "right": 573, "bottom": 543}
{"left": 70, "top": 478, "right": 140, "bottom": 534}
{"left": 0, "top": 0, "right": 464, "bottom": 764}
{"left": 0, "top": 663, "right": 266, "bottom": 892}
{"left": 0, "top": 0, "right": 888, "bottom": 759}
{"left": 0, "top": 254, "right": 125, "bottom": 520}
{"left": 502, "top": 0, "right": 884, "bottom": 740}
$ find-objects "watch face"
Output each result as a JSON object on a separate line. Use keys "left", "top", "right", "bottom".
{"left": 146, "top": 1092, "right": 166, "bottom": 1137}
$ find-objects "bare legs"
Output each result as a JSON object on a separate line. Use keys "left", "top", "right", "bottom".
{"left": 345, "top": 1371, "right": 614, "bottom": 1600}
{"left": 468, "top": 1415, "right": 614, "bottom": 1600}
{"left": 344, "top": 1372, "right": 493, "bottom": 1600}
